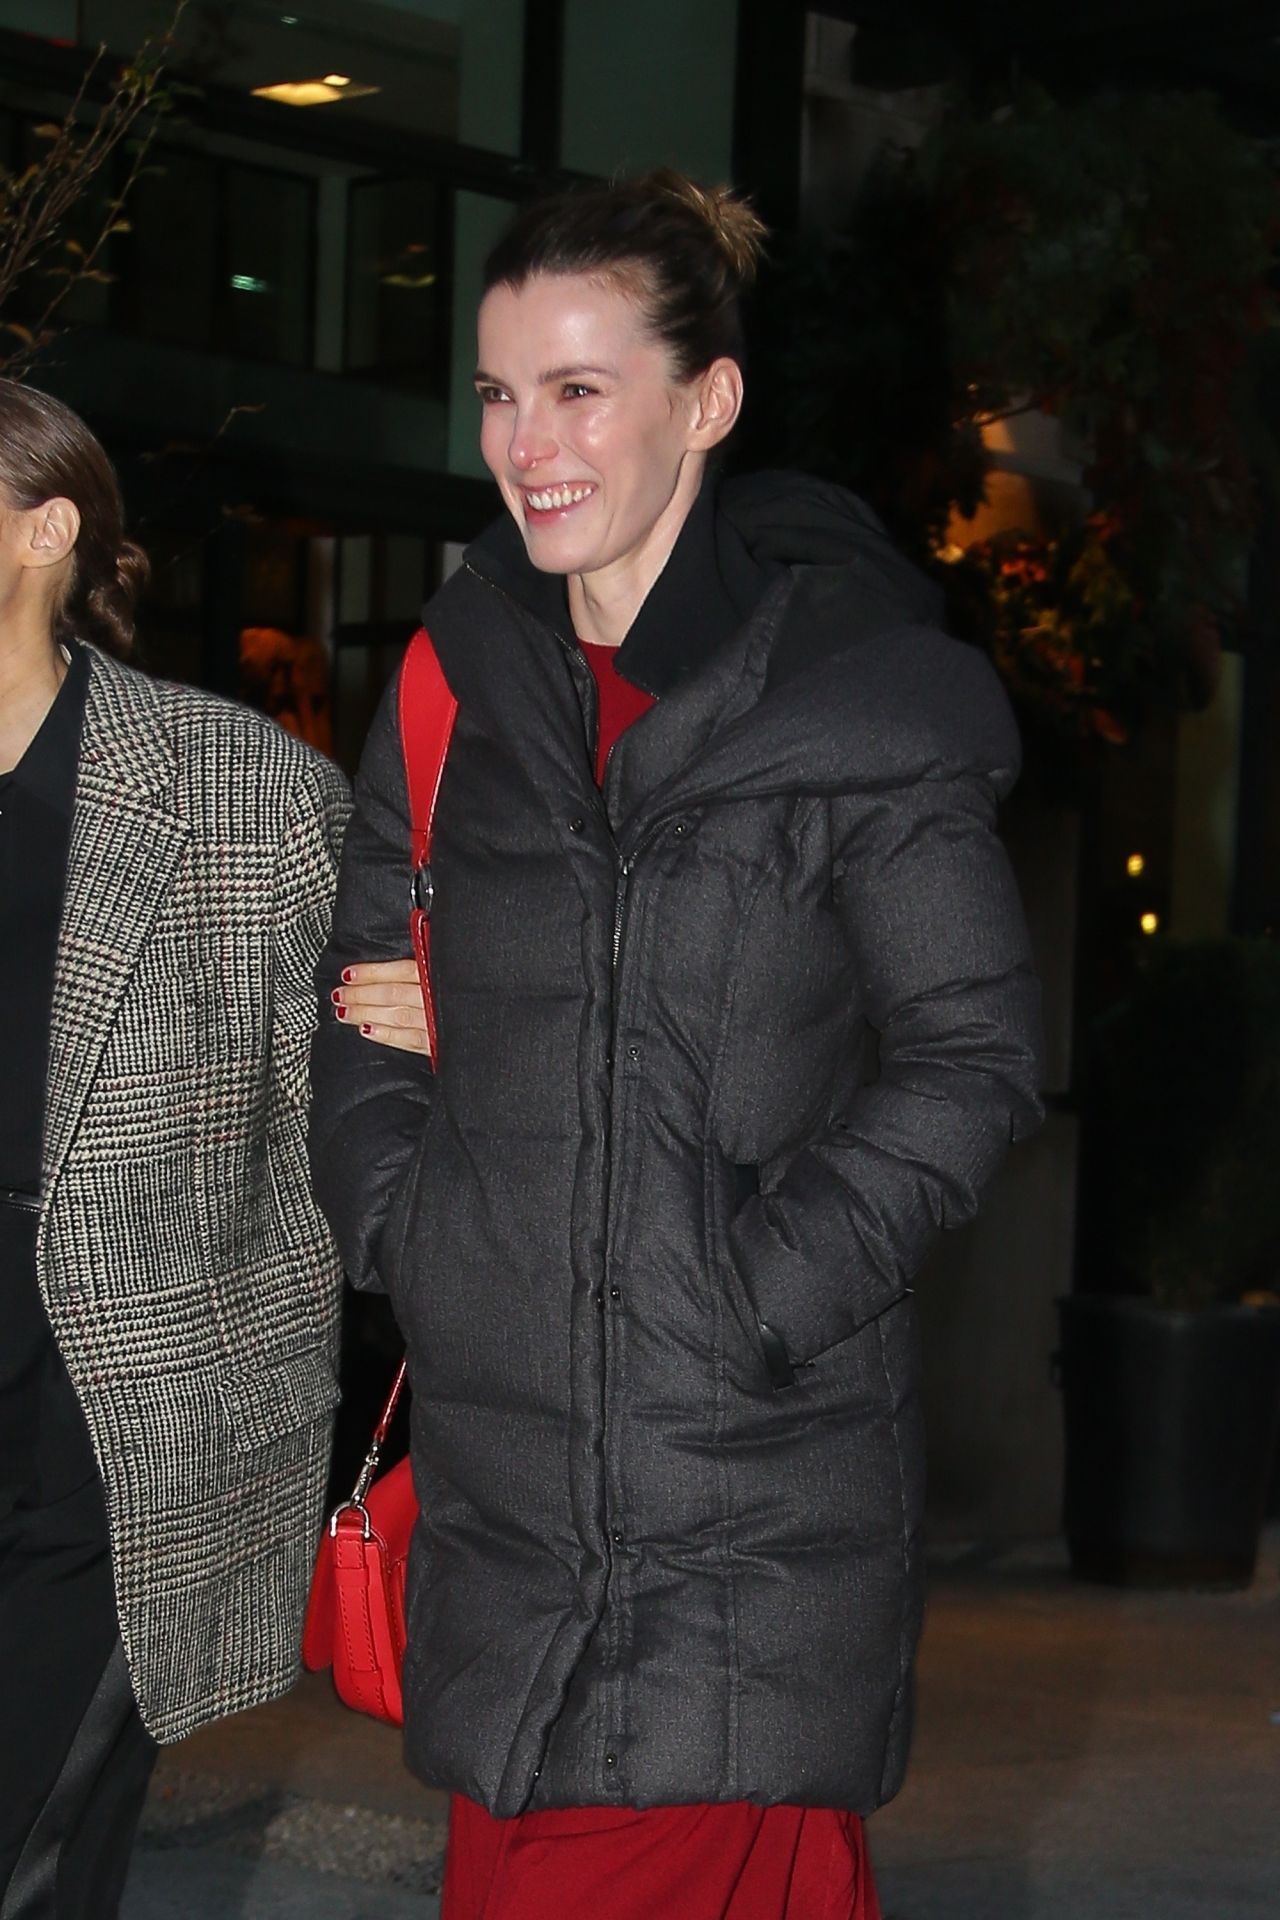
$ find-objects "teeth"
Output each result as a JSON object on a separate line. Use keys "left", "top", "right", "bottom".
{"left": 527, "top": 484, "right": 595, "bottom": 512}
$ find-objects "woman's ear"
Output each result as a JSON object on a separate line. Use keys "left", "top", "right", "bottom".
{"left": 25, "top": 497, "right": 80, "bottom": 570}
{"left": 688, "top": 357, "right": 744, "bottom": 452}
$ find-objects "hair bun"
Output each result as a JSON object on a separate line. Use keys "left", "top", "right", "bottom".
{"left": 484, "top": 166, "right": 768, "bottom": 380}
{"left": 115, "top": 537, "right": 150, "bottom": 607}
{"left": 82, "top": 538, "right": 149, "bottom": 660}
{"left": 640, "top": 167, "right": 768, "bottom": 287}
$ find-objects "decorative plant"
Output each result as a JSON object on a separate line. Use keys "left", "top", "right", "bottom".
{"left": 925, "top": 85, "right": 1277, "bottom": 741}
{"left": 0, "top": 4, "right": 188, "bottom": 377}
{"left": 939, "top": 516, "right": 1140, "bottom": 744}
{"left": 749, "top": 84, "right": 1279, "bottom": 745}
{"left": 1086, "top": 939, "right": 1280, "bottom": 1308}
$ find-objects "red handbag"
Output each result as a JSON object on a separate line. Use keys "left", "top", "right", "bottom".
{"left": 303, "top": 629, "right": 457, "bottom": 1724}
{"left": 301, "top": 1360, "right": 415, "bottom": 1723}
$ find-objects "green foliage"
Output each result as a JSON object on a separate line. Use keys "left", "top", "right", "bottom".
{"left": 1090, "top": 940, "right": 1280, "bottom": 1308}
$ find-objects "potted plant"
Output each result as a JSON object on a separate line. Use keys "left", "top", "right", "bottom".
{"left": 745, "top": 84, "right": 1278, "bottom": 747}
{"left": 1059, "top": 938, "right": 1280, "bottom": 1585}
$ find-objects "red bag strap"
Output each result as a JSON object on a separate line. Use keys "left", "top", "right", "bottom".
{"left": 398, "top": 626, "right": 458, "bottom": 873}
{"left": 335, "top": 1356, "right": 409, "bottom": 1519}
{"left": 371, "top": 1356, "right": 409, "bottom": 1449}
{"left": 398, "top": 627, "right": 457, "bottom": 1075}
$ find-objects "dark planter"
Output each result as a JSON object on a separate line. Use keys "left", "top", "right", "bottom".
{"left": 1056, "top": 1295, "right": 1280, "bottom": 1588}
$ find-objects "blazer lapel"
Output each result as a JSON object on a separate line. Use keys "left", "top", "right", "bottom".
{"left": 41, "top": 652, "right": 191, "bottom": 1199}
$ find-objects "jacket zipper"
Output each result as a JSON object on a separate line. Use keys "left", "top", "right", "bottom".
{"left": 612, "top": 861, "right": 630, "bottom": 969}
{"left": 465, "top": 563, "right": 674, "bottom": 977}
{"left": 610, "top": 814, "right": 676, "bottom": 975}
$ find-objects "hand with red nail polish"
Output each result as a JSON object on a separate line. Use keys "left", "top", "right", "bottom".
{"left": 332, "top": 958, "right": 429, "bottom": 1056}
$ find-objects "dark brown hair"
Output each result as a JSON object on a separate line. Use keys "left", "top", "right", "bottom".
{"left": 483, "top": 167, "right": 768, "bottom": 380}
{"left": 0, "top": 378, "right": 148, "bottom": 660}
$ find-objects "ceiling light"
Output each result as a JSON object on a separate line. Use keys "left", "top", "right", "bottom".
{"left": 252, "top": 77, "right": 379, "bottom": 107}
{"left": 322, "top": 74, "right": 350, "bottom": 87}
{"left": 1126, "top": 853, "right": 1145, "bottom": 878}
{"left": 1140, "top": 912, "right": 1159, "bottom": 936}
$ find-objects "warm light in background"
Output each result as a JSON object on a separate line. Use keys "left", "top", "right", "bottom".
{"left": 1140, "top": 912, "right": 1160, "bottom": 936}
{"left": 1126, "top": 853, "right": 1146, "bottom": 877}
{"left": 252, "top": 77, "right": 379, "bottom": 107}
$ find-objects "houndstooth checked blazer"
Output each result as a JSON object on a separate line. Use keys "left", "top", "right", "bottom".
{"left": 35, "top": 645, "right": 350, "bottom": 1743}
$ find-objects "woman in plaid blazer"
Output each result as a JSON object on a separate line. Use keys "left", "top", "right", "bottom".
{"left": 0, "top": 379, "right": 405, "bottom": 1918}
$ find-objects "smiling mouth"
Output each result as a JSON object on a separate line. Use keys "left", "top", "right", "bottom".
{"left": 522, "top": 483, "right": 597, "bottom": 514}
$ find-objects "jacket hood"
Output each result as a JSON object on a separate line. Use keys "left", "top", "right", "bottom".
{"left": 719, "top": 471, "right": 944, "bottom": 626}
{"left": 463, "top": 469, "right": 944, "bottom": 701}
{"left": 446, "top": 468, "right": 1019, "bottom": 838}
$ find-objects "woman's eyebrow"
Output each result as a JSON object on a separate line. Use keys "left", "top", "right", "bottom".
{"left": 539, "top": 363, "right": 618, "bottom": 384}
{"left": 472, "top": 363, "right": 619, "bottom": 386}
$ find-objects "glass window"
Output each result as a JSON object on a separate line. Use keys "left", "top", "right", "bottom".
{"left": 77, "top": 1, "right": 525, "bottom": 157}
{"left": 446, "top": 189, "right": 514, "bottom": 477}
{"left": 346, "top": 175, "right": 450, "bottom": 395}
{"left": 225, "top": 165, "right": 313, "bottom": 365}
{"left": 332, "top": 531, "right": 438, "bottom": 769}
{"left": 109, "top": 145, "right": 315, "bottom": 365}
{"left": 117, "top": 147, "right": 219, "bottom": 351}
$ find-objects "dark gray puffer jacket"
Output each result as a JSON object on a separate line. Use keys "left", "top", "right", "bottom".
{"left": 309, "top": 474, "right": 1043, "bottom": 1818}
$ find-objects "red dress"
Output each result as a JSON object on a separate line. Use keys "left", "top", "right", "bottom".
{"left": 439, "top": 641, "right": 882, "bottom": 1920}
{"left": 442, "top": 1795, "right": 882, "bottom": 1920}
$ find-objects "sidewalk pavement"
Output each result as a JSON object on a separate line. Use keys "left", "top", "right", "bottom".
{"left": 123, "top": 1529, "right": 1280, "bottom": 1919}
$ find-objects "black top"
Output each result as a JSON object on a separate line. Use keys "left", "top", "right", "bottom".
{"left": 0, "top": 642, "right": 88, "bottom": 1190}
{"left": 0, "top": 642, "right": 94, "bottom": 1515}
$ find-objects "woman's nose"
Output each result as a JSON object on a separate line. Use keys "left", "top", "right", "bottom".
{"left": 508, "top": 406, "right": 557, "bottom": 472}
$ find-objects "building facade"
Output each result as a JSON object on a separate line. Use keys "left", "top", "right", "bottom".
{"left": 1, "top": 0, "right": 784, "bottom": 759}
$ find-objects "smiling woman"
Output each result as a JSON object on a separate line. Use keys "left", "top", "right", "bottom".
{"left": 310, "top": 167, "right": 1043, "bottom": 1920}
{"left": 474, "top": 270, "right": 743, "bottom": 644}
{"left": 471, "top": 173, "right": 762, "bottom": 650}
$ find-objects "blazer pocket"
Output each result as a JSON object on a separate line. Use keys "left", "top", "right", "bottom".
{"left": 216, "top": 1347, "right": 339, "bottom": 1454}
{"left": 100, "top": 970, "right": 196, "bottom": 1076}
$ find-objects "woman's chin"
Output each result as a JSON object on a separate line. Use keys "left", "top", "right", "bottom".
{"left": 518, "top": 520, "right": 595, "bottom": 576}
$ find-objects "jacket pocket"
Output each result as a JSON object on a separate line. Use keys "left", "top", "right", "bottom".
{"left": 716, "top": 1163, "right": 797, "bottom": 1391}
{"left": 216, "top": 1347, "right": 340, "bottom": 1454}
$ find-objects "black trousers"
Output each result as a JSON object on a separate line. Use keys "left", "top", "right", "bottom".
{"left": 1, "top": 1215, "right": 157, "bottom": 1918}
{"left": 0, "top": 1477, "right": 157, "bottom": 1919}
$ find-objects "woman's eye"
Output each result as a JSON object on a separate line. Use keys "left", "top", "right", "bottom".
{"left": 562, "top": 383, "right": 595, "bottom": 400}
{"left": 475, "top": 385, "right": 510, "bottom": 405}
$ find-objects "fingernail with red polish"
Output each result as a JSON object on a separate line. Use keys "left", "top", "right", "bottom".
{"left": 342, "top": 968, "right": 355, "bottom": 983}
{"left": 335, "top": 1005, "right": 348, "bottom": 1020}
{"left": 360, "top": 1024, "right": 373, "bottom": 1036}
{"left": 330, "top": 988, "right": 343, "bottom": 1004}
